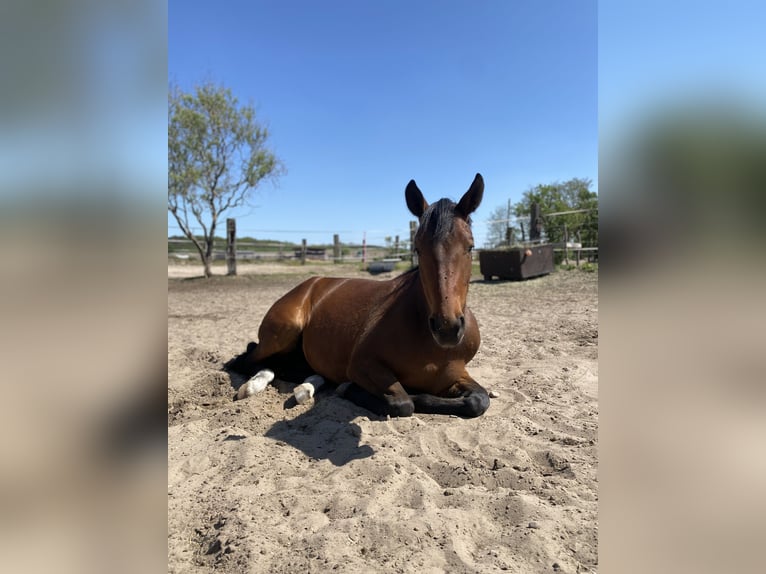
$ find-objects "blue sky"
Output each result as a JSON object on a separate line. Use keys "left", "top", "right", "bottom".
{"left": 169, "top": 0, "right": 598, "bottom": 247}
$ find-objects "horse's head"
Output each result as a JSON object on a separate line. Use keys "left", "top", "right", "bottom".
{"left": 405, "top": 173, "right": 484, "bottom": 347}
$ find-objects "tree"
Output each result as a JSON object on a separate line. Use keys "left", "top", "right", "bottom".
{"left": 168, "top": 82, "right": 285, "bottom": 277}
{"left": 514, "top": 178, "right": 598, "bottom": 247}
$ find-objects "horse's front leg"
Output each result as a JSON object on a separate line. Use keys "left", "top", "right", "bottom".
{"left": 342, "top": 381, "right": 415, "bottom": 418}
{"left": 343, "top": 361, "right": 415, "bottom": 418}
{"left": 411, "top": 376, "right": 490, "bottom": 418}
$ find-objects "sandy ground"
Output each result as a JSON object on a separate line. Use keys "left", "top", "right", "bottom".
{"left": 168, "top": 262, "right": 598, "bottom": 573}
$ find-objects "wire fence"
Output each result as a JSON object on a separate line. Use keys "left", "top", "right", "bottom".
{"left": 168, "top": 224, "right": 413, "bottom": 264}
{"left": 168, "top": 207, "right": 598, "bottom": 265}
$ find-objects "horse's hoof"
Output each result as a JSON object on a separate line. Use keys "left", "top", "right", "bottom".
{"left": 294, "top": 375, "right": 326, "bottom": 405}
{"left": 236, "top": 369, "right": 275, "bottom": 400}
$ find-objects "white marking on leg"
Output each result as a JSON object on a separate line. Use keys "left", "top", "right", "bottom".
{"left": 236, "top": 369, "right": 275, "bottom": 400}
{"left": 294, "top": 374, "right": 326, "bottom": 404}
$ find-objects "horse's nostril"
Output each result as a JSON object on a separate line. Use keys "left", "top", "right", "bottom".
{"left": 428, "top": 314, "right": 465, "bottom": 346}
{"left": 431, "top": 315, "right": 464, "bottom": 335}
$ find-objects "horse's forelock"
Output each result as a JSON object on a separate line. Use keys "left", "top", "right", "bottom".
{"left": 419, "top": 198, "right": 472, "bottom": 243}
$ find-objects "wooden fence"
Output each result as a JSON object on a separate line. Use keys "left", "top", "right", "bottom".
{"left": 168, "top": 221, "right": 418, "bottom": 271}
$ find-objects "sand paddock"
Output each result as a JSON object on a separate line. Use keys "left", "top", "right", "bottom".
{"left": 168, "top": 263, "right": 598, "bottom": 573}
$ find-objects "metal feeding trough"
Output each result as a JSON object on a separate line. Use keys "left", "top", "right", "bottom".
{"left": 479, "top": 245, "right": 554, "bottom": 281}
{"left": 367, "top": 258, "right": 400, "bottom": 275}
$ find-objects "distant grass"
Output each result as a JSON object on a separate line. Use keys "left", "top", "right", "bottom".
{"left": 556, "top": 262, "right": 598, "bottom": 272}
{"left": 168, "top": 235, "right": 393, "bottom": 255}
{"left": 168, "top": 236, "right": 297, "bottom": 254}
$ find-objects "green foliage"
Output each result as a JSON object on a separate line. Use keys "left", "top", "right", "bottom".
{"left": 514, "top": 178, "right": 598, "bottom": 247}
{"left": 168, "top": 81, "right": 285, "bottom": 276}
{"left": 556, "top": 261, "right": 598, "bottom": 273}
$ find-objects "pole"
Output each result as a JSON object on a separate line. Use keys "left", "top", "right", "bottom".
{"left": 530, "top": 203, "right": 541, "bottom": 243}
{"left": 576, "top": 230, "right": 582, "bottom": 266}
{"left": 333, "top": 234, "right": 340, "bottom": 263}
{"left": 301, "top": 239, "right": 307, "bottom": 265}
{"left": 226, "top": 218, "right": 236, "bottom": 276}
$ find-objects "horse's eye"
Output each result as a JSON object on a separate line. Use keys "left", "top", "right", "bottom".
{"left": 467, "top": 245, "right": 474, "bottom": 253}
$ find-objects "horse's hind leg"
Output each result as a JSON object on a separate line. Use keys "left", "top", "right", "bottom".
{"left": 411, "top": 377, "right": 490, "bottom": 418}
{"left": 227, "top": 315, "right": 305, "bottom": 376}
{"left": 226, "top": 280, "right": 318, "bottom": 377}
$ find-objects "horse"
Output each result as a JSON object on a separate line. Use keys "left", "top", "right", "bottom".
{"left": 226, "top": 173, "right": 490, "bottom": 418}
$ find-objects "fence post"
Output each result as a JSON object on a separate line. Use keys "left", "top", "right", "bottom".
{"left": 394, "top": 235, "right": 399, "bottom": 258}
{"left": 563, "top": 224, "right": 569, "bottom": 265}
{"left": 333, "top": 234, "right": 340, "bottom": 263}
{"left": 409, "top": 221, "right": 417, "bottom": 267}
{"left": 530, "top": 203, "right": 541, "bottom": 243}
{"left": 576, "top": 230, "right": 581, "bottom": 267}
{"left": 226, "top": 218, "right": 236, "bottom": 276}
{"left": 301, "top": 239, "right": 307, "bottom": 265}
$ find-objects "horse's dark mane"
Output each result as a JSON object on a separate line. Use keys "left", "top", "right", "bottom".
{"left": 419, "top": 198, "right": 471, "bottom": 243}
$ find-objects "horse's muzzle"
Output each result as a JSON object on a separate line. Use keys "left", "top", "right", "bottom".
{"left": 429, "top": 314, "right": 466, "bottom": 347}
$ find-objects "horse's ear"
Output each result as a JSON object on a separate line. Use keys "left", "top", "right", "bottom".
{"left": 456, "top": 173, "right": 484, "bottom": 217}
{"left": 405, "top": 179, "right": 428, "bottom": 218}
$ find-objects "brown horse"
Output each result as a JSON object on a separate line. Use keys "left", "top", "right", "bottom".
{"left": 227, "top": 174, "right": 490, "bottom": 418}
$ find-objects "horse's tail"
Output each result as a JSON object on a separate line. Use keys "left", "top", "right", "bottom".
{"left": 224, "top": 341, "right": 261, "bottom": 377}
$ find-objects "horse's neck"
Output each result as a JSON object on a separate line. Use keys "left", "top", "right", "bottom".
{"left": 397, "top": 268, "right": 429, "bottom": 316}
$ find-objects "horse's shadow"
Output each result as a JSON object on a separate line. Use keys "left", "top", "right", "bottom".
{"left": 264, "top": 392, "right": 376, "bottom": 466}
{"left": 225, "top": 368, "right": 376, "bottom": 467}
